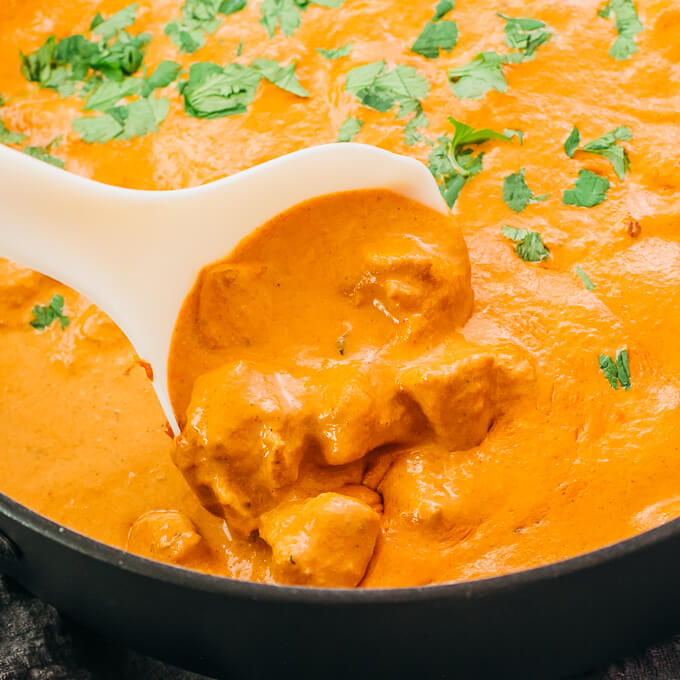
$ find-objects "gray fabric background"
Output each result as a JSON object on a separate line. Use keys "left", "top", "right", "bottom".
{"left": 1, "top": 575, "right": 679, "bottom": 680}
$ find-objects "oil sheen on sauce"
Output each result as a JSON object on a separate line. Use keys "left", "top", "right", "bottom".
{"left": 1, "top": 0, "right": 680, "bottom": 587}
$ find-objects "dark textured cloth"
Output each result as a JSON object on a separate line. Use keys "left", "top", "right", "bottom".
{"left": 1, "top": 574, "right": 679, "bottom": 680}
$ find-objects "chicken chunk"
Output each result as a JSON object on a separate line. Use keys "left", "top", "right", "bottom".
{"left": 174, "top": 360, "right": 312, "bottom": 535}
{"left": 127, "top": 510, "right": 203, "bottom": 564}
{"left": 348, "top": 234, "right": 473, "bottom": 337}
{"left": 259, "top": 492, "right": 381, "bottom": 587}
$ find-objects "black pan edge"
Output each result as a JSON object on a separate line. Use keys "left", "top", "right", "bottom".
{"left": 1, "top": 487, "right": 678, "bottom": 603}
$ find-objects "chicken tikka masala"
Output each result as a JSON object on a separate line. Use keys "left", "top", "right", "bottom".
{"left": 1, "top": 0, "right": 679, "bottom": 588}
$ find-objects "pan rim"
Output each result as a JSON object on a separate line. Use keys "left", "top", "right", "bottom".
{"left": 1, "top": 488, "right": 678, "bottom": 604}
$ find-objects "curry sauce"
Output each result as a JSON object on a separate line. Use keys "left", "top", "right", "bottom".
{"left": 2, "top": 0, "right": 680, "bottom": 588}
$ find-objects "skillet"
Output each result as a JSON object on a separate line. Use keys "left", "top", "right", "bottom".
{"left": 1, "top": 489, "right": 679, "bottom": 679}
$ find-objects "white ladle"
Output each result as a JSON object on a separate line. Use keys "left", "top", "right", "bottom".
{"left": 0, "top": 142, "right": 448, "bottom": 434}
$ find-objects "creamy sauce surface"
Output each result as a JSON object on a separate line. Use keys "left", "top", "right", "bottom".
{"left": 1, "top": 0, "right": 680, "bottom": 587}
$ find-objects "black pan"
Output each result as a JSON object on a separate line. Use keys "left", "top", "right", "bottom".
{"left": 1, "top": 490, "right": 680, "bottom": 679}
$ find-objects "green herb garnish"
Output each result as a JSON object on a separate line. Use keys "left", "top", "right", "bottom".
{"left": 575, "top": 265, "right": 595, "bottom": 291}
{"left": 428, "top": 118, "right": 511, "bottom": 207}
{"left": 92, "top": 3, "right": 138, "bottom": 40}
{"left": 345, "top": 61, "right": 430, "bottom": 145}
{"left": 317, "top": 43, "right": 352, "bottom": 59}
{"left": 165, "top": 0, "right": 245, "bottom": 54}
{"left": 497, "top": 13, "right": 551, "bottom": 59}
{"left": 30, "top": 294, "right": 70, "bottom": 330}
{"left": 73, "top": 95, "right": 169, "bottom": 142}
{"left": 502, "top": 226, "right": 550, "bottom": 262}
{"left": 564, "top": 126, "right": 580, "bottom": 157}
{"left": 23, "top": 138, "right": 65, "bottom": 168}
{"left": 566, "top": 126, "right": 632, "bottom": 180}
{"left": 411, "top": 2, "right": 458, "bottom": 61}
{"left": 563, "top": 168, "right": 610, "bottom": 207}
{"left": 433, "top": 0, "right": 454, "bottom": 21}
{"left": 599, "top": 348, "right": 631, "bottom": 390}
{"left": 260, "top": 0, "right": 343, "bottom": 38}
{"left": 448, "top": 52, "right": 506, "bottom": 99}
{"left": 337, "top": 116, "right": 363, "bottom": 142}
{"left": 598, "top": 0, "right": 643, "bottom": 60}
{"left": 252, "top": 57, "right": 310, "bottom": 97}
{"left": 0, "top": 119, "right": 27, "bottom": 145}
{"left": 502, "top": 169, "right": 548, "bottom": 212}
{"left": 142, "top": 60, "right": 182, "bottom": 96}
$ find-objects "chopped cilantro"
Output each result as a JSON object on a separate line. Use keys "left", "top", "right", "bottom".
{"left": 564, "top": 126, "right": 580, "bottom": 157}
{"left": 337, "top": 116, "right": 363, "bottom": 142}
{"left": 575, "top": 126, "right": 632, "bottom": 180}
{"left": 575, "top": 265, "right": 595, "bottom": 291}
{"left": 448, "top": 52, "right": 506, "bottom": 99}
{"left": 433, "top": 0, "right": 454, "bottom": 21}
{"left": 260, "top": 0, "right": 343, "bottom": 38}
{"left": 236, "top": 40, "right": 244, "bottom": 56}
{"left": 317, "top": 43, "right": 353, "bottom": 59}
{"left": 427, "top": 118, "right": 511, "bottom": 207}
{"left": 0, "top": 119, "right": 27, "bottom": 145}
{"left": 220, "top": 0, "right": 247, "bottom": 14}
{"left": 598, "top": 0, "right": 643, "bottom": 60}
{"left": 502, "top": 226, "right": 550, "bottom": 262}
{"left": 165, "top": 0, "right": 243, "bottom": 54}
{"left": 89, "top": 31, "right": 151, "bottom": 80}
{"left": 30, "top": 294, "right": 70, "bottom": 330}
{"left": 502, "top": 169, "right": 548, "bottom": 212}
{"left": 345, "top": 61, "right": 430, "bottom": 145}
{"left": 563, "top": 169, "right": 610, "bottom": 207}
{"left": 92, "top": 3, "right": 138, "bottom": 41}
{"left": 412, "top": 21, "right": 458, "bottom": 59}
{"left": 142, "top": 60, "right": 181, "bottom": 96}
{"left": 23, "top": 139, "right": 65, "bottom": 168}
{"left": 73, "top": 95, "right": 169, "bottom": 142}
{"left": 504, "top": 128, "right": 524, "bottom": 144}
{"left": 180, "top": 59, "right": 309, "bottom": 119}
{"left": 20, "top": 36, "right": 58, "bottom": 85}
{"left": 599, "top": 348, "right": 631, "bottom": 390}
{"left": 84, "top": 77, "right": 143, "bottom": 111}
{"left": 181, "top": 62, "right": 261, "bottom": 118}
{"left": 252, "top": 57, "right": 310, "bottom": 97}
{"left": 497, "top": 13, "right": 551, "bottom": 59}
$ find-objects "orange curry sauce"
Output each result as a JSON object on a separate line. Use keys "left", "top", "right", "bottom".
{"left": 1, "top": 0, "right": 680, "bottom": 587}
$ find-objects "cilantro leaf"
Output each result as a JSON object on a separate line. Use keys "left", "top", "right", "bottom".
{"left": 345, "top": 62, "right": 430, "bottom": 144}
{"left": 73, "top": 95, "right": 169, "bottom": 142}
{"left": 504, "top": 128, "right": 524, "bottom": 144}
{"left": 251, "top": 58, "right": 310, "bottom": 97}
{"left": 497, "top": 13, "right": 551, "bottom": 59}
{"left": 448, "top": 52, "right": 506, "bottom": 99}
{"left": 564, "top": 126, "right": 580, "bottom": 157}
{"left": 502, "top": 168, "right": 549, "bottom": 212}
{"left": 84, "top": 76, "right": 143, "bottom": 110}
{"left": 599, "top": 0, "right": 643, "bottom": 60}
{"left": 599, "top": 348, "right": 631, "bottom": 390}
{"left": 412, "top": 21, "right": 458, "bottom": 59}
{"left": 428, "top": 118, "right": 510, "bottom": 207}
{"left": 337, "top": 116, "right": 363, "bottom": 142}
{"left": 182, "top": 62, "right": 261, "bottom": 118}
{"left": 23, "top": 143, "right": 65, "bottom": 168}
{"left": 30, "top": 294, "right": 70, "bottom": 330}
{"left": 580, "top": 126, "right": 632, "bottom": 180}
{"left": 575, "top": 265, "right": 595, "bottom": 291}
{"left": 20, "top": 36, "right": 57, "bottom": 85}
{"left": 0, "top": 119, "right": 27, "bottom": 145}
{"left": 219, "top": 0, "right": 247, "bottom": 14}
{"left": 317, "top": 43, "right": 353, "bottom": 59}
{"left": 260, "top": 0, "right": 344, "bottom": 38}
{"left": 433, "top": 0, "right": 454, "bottom": 21}
{"left": 142, "top": 60, "right": 181, "bottom": 96}
{"left": 502, "top": 225, "right": 550, "bottom": 262}
{"left": 563, "top": 169, "right": 610, "bottom": 207}
{"left": 92, "top": 3, "right": 138, "bottom": 41}
{"left": 164, "top": 0, "right": 228, "bottom": 54}
{"left": 73, "top": 114, "right": 123, "bottom": 143}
